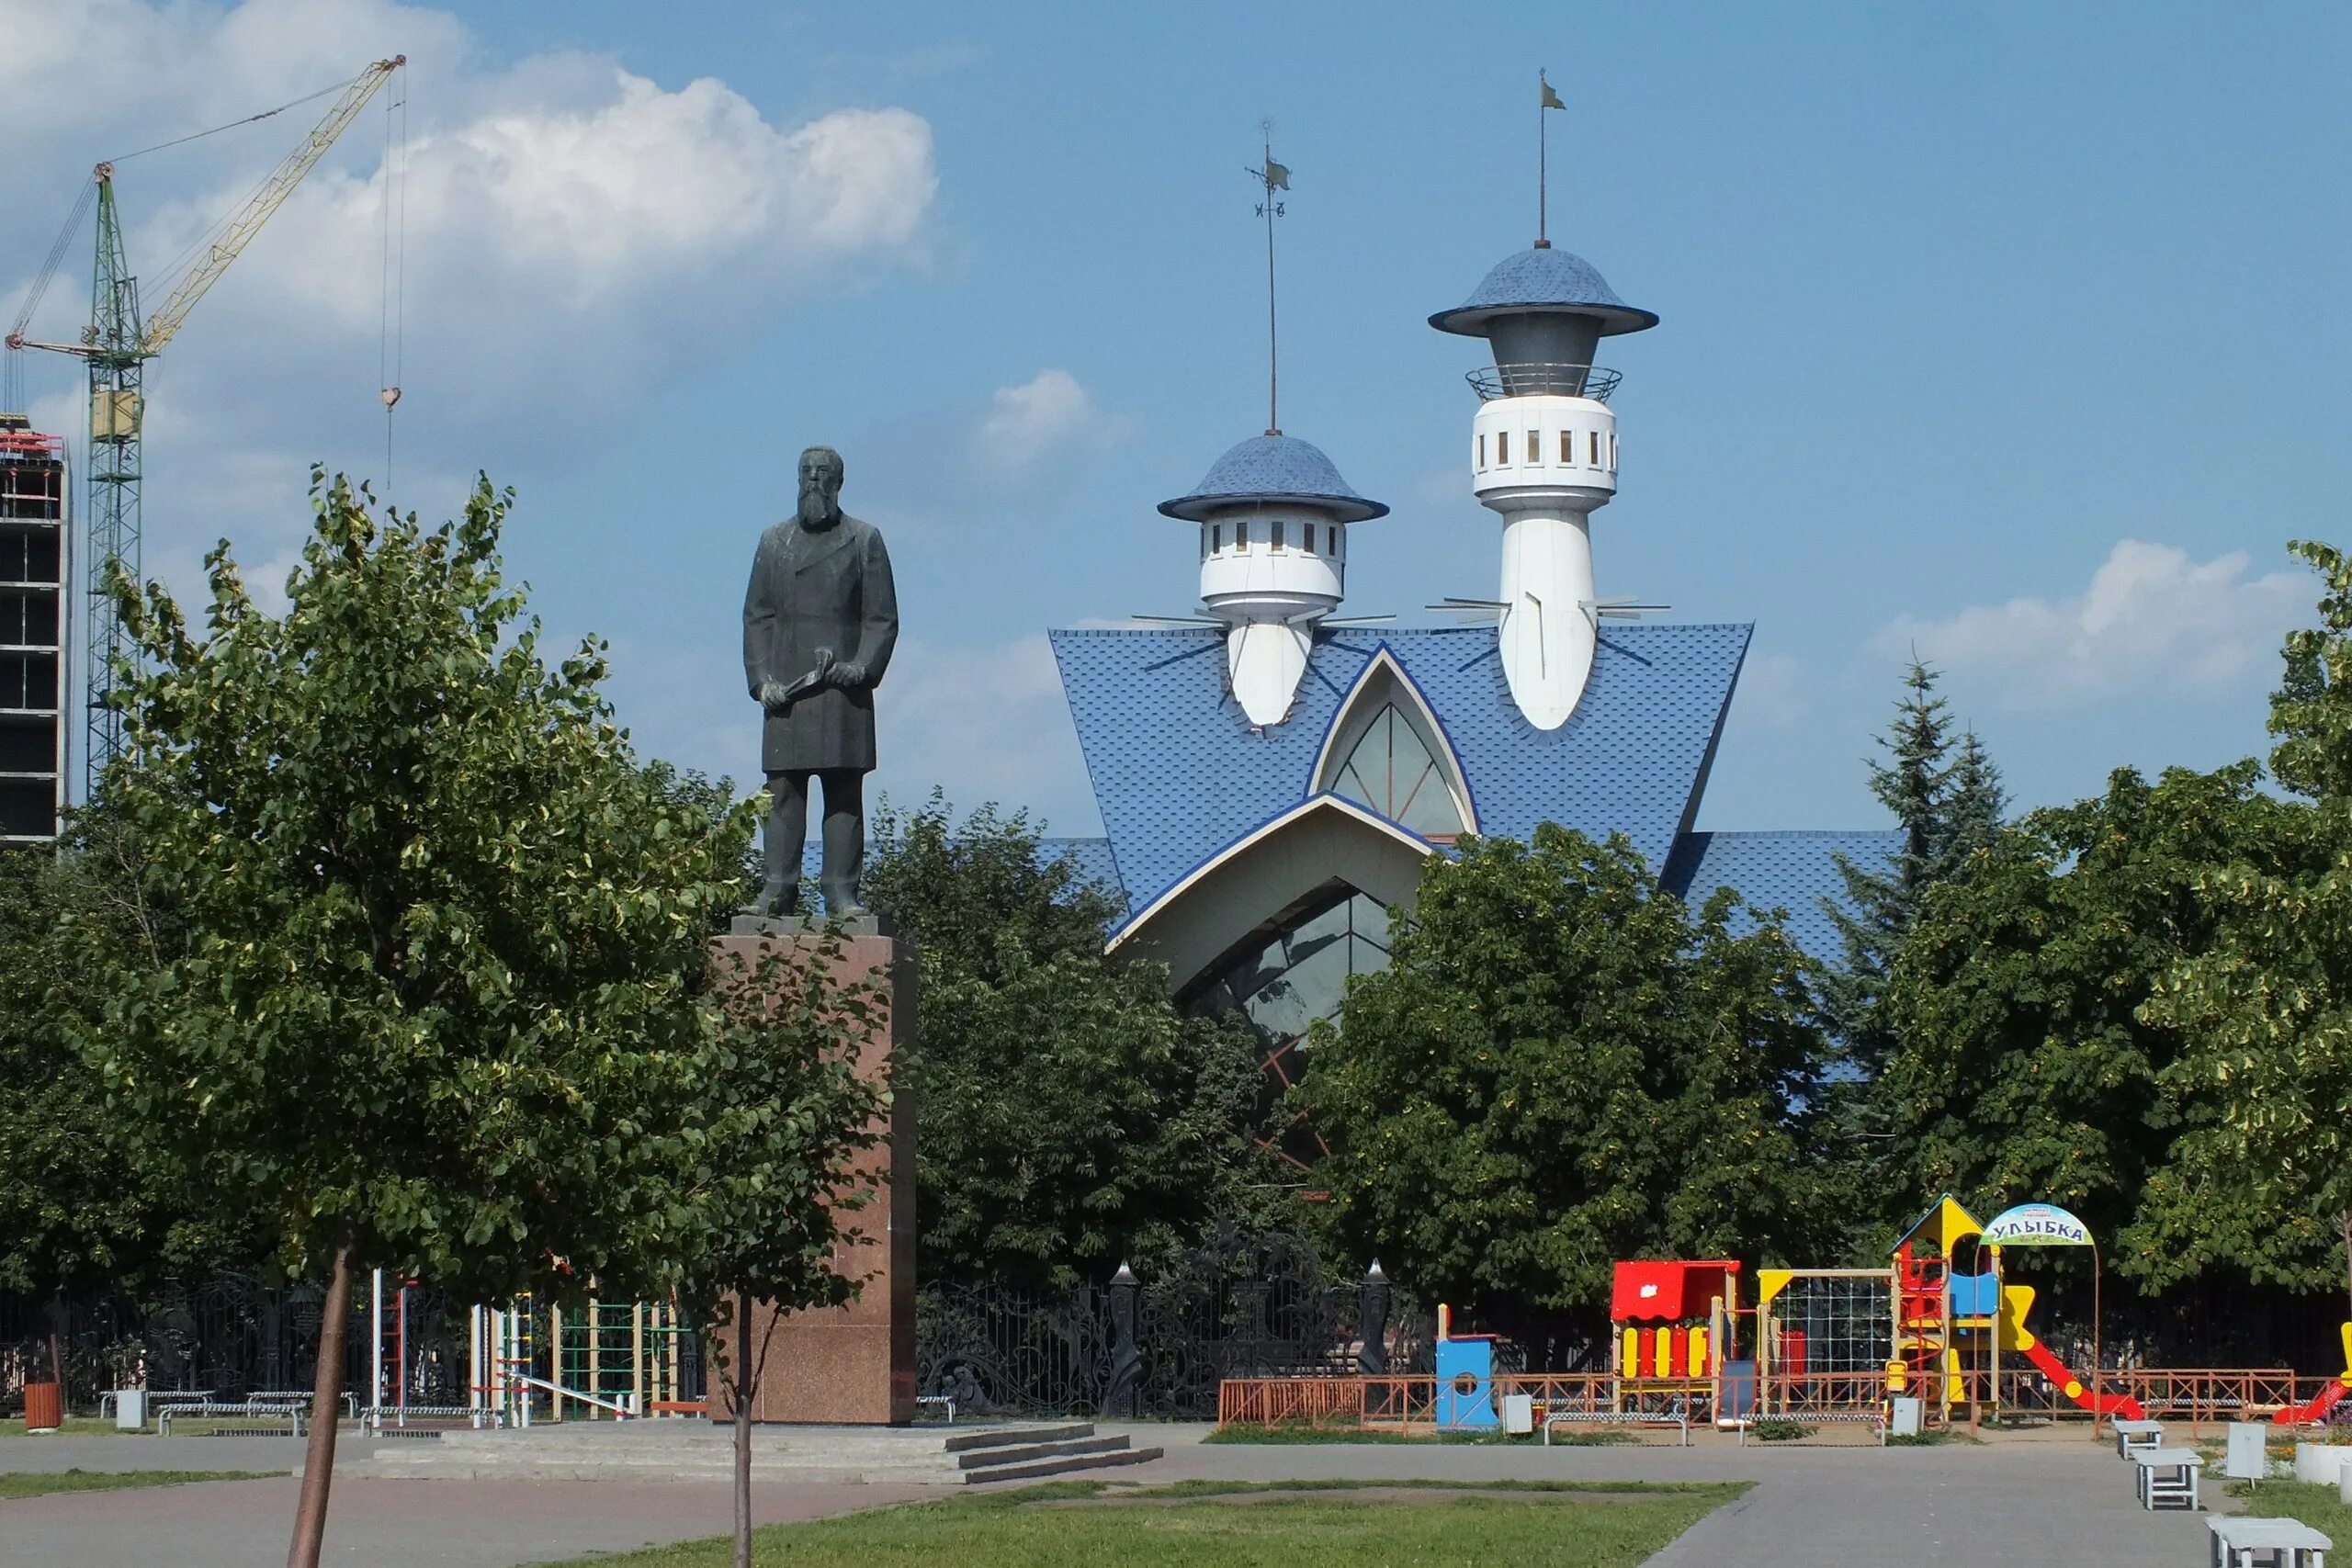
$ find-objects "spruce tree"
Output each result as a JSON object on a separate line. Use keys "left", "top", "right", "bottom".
{"left": 1819, "top": 660, "right": 1997, "bottom": 1078}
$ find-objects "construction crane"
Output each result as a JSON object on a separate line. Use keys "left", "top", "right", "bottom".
{"left": 6, "top": 56, "right": 403, "bottom": 791}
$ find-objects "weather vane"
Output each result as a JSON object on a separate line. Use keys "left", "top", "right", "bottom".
{"left": 1248, "top": 119, "right": 1290, "bottom": 435}
{"left": 1538, "top": 69, "right": 1565, "bottom": 249}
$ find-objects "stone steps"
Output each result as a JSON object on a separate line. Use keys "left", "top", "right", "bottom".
{"left": 340, "top": 1419, "right": 1161, "bottom": 1485}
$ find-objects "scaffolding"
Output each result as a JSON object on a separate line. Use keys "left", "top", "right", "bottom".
{"left": 0, "top": 415, "right": 66, "bottom": 842}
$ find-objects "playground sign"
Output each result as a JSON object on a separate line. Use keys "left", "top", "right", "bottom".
{"left": 1981, "top": 1203, "right": 2093, "bottom": 1247}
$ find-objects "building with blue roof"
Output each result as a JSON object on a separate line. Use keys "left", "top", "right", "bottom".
{"left": 994, "top": 231, "right": 1892, "bottom": 1168}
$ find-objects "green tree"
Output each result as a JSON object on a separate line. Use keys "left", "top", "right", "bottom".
{"left": 1820, "top": 660, "right": 2006, "bottom": 1078}
{"left": 1298, "top": 826, "right": 1833, "bottom": 1346}
{"left": 2143, "top": 539, "right": 2352, "bottom": 1316}
{"left": 677, "top": 938, "right": 888, "bottom": 1568}
{"left": 85, "top": 475, "right": 744, "bottom": 1567}
{"left": 861, "top": 795, "right": 1269, "bottom": 1290}
{"left": 1883, "top": 761, "right": 2298, "bottom": 1284}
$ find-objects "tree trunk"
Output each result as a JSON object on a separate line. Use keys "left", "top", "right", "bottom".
{"left": 287, "top": 1239, "right": 356, "bottom": 1568}
{"left": 733, "top": 1294, "right": 753, "bottom": 1568}
{"left": 46, "top": 1288, "right": 64, "bottom": 1393}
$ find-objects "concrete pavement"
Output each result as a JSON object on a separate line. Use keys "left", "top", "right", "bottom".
{"left": 0, "top": 1421, "right": 2229, "bottom": 1566}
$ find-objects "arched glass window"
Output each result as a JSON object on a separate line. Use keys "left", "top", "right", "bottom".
{"left": 1329, "top": 703, "right": 1466, "bottom": 836}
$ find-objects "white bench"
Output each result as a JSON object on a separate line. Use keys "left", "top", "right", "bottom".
{"left": 2209, "top": 1516, "right": 2331, "bottom": 1567}
{"left": 2112, "top": 1417, "right": 2164, "bottom": 1458}
{"left": 155, "top": 1400, "right": 310, "bottom": 1437}
{"left": 1544, "top": 1409, "right": 1690, "bottom": 1447}
{"left": 2132, "top": 1448, "right": 2203, "bottom": 1510}
{"left": 357, "top": 1404, "right": 501, "bottom": 1432}
{"left": 915, "top": 1395, "right": 957, "bottom": 1424}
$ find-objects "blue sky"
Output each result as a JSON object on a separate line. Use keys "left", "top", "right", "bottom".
{"left": 6, "top": 0, "right": 2347, "bottom": 840}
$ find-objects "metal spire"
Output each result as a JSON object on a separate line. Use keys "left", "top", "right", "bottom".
{"left": 1250, "top": 121, "right": 1289, "bottom": 435}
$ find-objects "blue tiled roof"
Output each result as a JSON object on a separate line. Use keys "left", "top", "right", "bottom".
{"left": 1429, "top": 246, "right": 1660, "bottom": 337}
{"left": 1659, "top": 829, "right": 1901, "bottom": 967}
{"left": 1050, "top": 622, "right": 1750, "bottom": 914}
{"left": 1158, "top": 434, "right": 1388, "bottom": 523}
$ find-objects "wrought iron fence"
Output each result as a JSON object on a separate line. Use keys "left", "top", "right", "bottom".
{"left": 917, "top": 1230, "right": 1429, "bottom": 1420}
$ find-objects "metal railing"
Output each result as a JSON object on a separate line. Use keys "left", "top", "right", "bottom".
{"left": 1465, "top": 364, "right": 1622, "bottom": 402}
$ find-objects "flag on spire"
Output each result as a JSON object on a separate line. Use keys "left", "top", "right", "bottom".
{"left": 1264, "top": 156, "right": 1291, "bottom": 191}
{"left": 1541, "top": 75, "right": 1566, "bottom": 110}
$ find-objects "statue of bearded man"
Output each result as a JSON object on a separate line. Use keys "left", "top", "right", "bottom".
{"left": 741, "top": 445, "right": 899, "bottom": 916}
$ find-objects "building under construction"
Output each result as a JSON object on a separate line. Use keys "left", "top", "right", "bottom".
{"left": 0, "top": 414, "right": 66, "bottom": 842}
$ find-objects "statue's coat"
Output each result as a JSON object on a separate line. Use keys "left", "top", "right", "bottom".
{"left": 742, "top": 513, "right": 898, "bottom": 773}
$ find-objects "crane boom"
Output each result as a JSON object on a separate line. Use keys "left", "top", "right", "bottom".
{"left": 140, "top": 56, "right": 403, "bottom": 355}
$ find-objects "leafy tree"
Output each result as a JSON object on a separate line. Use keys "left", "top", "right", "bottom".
{"left": 84, "top": 475, "right": 744, "bottom": 1567}
{"left": 862, "top": 795, "right": 1270, "bottom": 1290}
{"left": 677, "top": 938, "right": 887, "bottom": 1568}
{"left": 1820, "top": 660, "right": 2006, "bottom": 1078}
{"left": 1298, "top": 826, "right": 1834, "bottom": 1348}
{"left": 2143, "top": 539, "right": 2352, "bottom": 1316}
{"left": 1883, "top": 761, "right": 2298, "bottom": 1285}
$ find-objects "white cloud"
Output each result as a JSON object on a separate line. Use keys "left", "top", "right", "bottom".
{"left": 1872, "top": 539, "right": 2305, "bottom": 710}
{"left": 972, "top": 368, "right": 1098, "bottom": 472}
{"left": 1729, "top": 649, "right": 1808, "bottom": 730}
{"left": 873, "top": 636, "right": 1097, "bottom": 831}
{"left": 1, "top": 0, "right": 939, "bottom": 605}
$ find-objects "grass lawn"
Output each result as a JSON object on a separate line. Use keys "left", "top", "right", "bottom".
{"left": 0, "top": 1468, "right": 281, "bottom": 1500}
{"left": 2227, "top": 1479, "right": 2351, "bottom": 1543}
{"left": 544, "top": 1477, "right": 1749, "bottom": 1568}
{"left": 0, "top": 1416, "right": 131, "bottom": 1438}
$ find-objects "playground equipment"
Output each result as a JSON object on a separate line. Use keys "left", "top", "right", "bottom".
{"left": 1433, "top": 1303, "right": 1499, "bottom": 1429}
{"left": 2269, "top": 1323, "right": 2352, "bottom": 1427}
{"left": 457, "top": 1294, "right": 699, "bottom": 1425}
{"left": 1611, "top": 1258, "right": 1736, "bottom": 1386}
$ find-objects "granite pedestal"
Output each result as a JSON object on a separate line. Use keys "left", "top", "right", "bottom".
{"left": 708, "top": 918, "right": 914, "bottom": 1425}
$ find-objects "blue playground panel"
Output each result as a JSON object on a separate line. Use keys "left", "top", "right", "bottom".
{"left": 1436, "top": 1338, "right": 1497, "bottom": 1429}
{"left": 1949, "top": 1272, "right": 2000, "bottom": 1318}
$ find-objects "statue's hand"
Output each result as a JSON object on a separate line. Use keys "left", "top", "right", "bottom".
{"left": 830, "top": 660, "right": 868, "bottom": 691}
{"left": 756, "top": 680, "right": 794, "bottom": 710}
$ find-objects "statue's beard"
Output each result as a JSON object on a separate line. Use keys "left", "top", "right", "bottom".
{"left": 798, "top": 484, "right": 841, "bottom": 527}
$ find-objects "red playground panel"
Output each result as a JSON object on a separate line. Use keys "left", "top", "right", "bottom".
{"left": 1611, "top": 1259, "right": 1740, "bottom": 1323}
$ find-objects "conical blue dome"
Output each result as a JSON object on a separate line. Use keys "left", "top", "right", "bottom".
{"left": 1429, "top": 246, "right": 1659, "bottom": 338}
{"left": 1157, "top": 434, "right": 1388, "bottom": 523}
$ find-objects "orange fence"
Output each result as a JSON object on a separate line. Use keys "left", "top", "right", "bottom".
{"left": 1218, "top": 1367, "right": 2345, "bottom": 1432}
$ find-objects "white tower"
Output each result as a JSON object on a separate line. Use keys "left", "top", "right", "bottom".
{"left": 1430, "top": 248, "right": 1658, "bottom": 730}
{"left": 1159, "top": 434, "right": 1387, "bottom": 726}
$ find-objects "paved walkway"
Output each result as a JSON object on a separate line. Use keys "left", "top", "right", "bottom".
{"left": 0, "top": 1424, "right": 2226, "bottom": 1566}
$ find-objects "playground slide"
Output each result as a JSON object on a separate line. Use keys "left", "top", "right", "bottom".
{"left": 2018, "top": 1338, "right": 2146, "bottom": 1420}
{"left": 2270, "top": 1323, "right": 2352, "bottom": 1427}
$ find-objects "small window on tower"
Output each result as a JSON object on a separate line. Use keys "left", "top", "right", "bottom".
{"left": 1610, "top": 433, "right": 1619, "bottom": 468}
{"left": 1526, "top": 431, "right": 1540, "bottom": 464}
{"left": 1272, "top": 520, "right": 1285, "bottom": 551}
{"left": 1590, "top": 430, "right": 1603, "bottom": 466}
{"left": 1237, "top": 520, "right": 1250, "bottom": 548}
{"left": 1212, "top": 523, "right": 1223, "bottom": 552}
{"left": 1561, "top": 430, "right": 1576, "bottom": 465}
{"left": 1494, "top": 433, "right": 1509, "bottom": 466}
{"left": 1476, "top": 434, "right": 1487, "bottom": 467}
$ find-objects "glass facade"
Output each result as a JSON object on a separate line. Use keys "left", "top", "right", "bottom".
{"left": 1185, "top": 885, "right": 1393, "bottom": 1171}
{"left": 1329, "top": 702, "right": 1467, "bottom": 837}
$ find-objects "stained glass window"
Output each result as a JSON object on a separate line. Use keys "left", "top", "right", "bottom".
{"left": 1330, "top": 703, "right": 1466, "bottom": 837}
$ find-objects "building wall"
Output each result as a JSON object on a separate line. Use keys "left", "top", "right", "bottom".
{"left": 0, "top": 423, "right": 66, "bottom": 843}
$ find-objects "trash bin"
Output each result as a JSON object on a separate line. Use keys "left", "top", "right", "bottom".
{"left": 22, "top": 1381, "right": 62, "bottom": 1432}
{"left": 114, "top": 1389, "right": 147, "bottom": 1431}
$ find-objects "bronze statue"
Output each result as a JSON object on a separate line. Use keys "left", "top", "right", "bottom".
{"left": 742, "top": 446, "right": 899, "bottom": 916}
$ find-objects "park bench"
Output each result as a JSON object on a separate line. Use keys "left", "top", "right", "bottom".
{"left": 1543, "top": 1408, "right": 1690, "bottom": 1447}
{"left": 2130, "top": 1447, "right": 2203, "bottom": 1510}
{"left": 155, "top": 1399, "right": 311, "bottom": 1437}
{"left": 2209, "top": 1516, "right": 2332, "bottom": 1567}
{"left": 915, "top": 1395, "right": 957, "bottom": 1423}
{"left": 2111, "top": 1417, "right": 2164, "bottom": 1458}
{"left": 356, "top": 1404, "right": 502, "bottom": 1432}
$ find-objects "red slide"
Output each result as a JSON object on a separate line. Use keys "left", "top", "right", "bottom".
{"left": 2271, "top": 1380, "right": 2350, "bottom": 1427}
{"left": 2021, "top": 1339, "right": 2146, "bottom": 1419}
